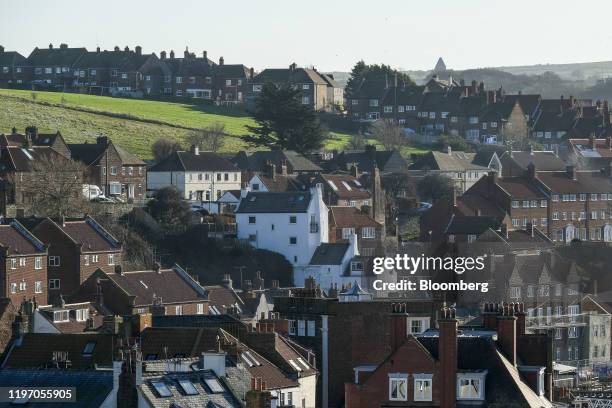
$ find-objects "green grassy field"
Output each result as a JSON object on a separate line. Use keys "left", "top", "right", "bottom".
{"left": 0, "top": 89, "right": 428, "bottom": 159}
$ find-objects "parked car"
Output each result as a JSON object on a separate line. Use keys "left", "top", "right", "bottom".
{"left": 82, "top": 185, "right": 105, "bottom": 200}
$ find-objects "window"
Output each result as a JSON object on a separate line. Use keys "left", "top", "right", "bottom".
{"left": 10, "top": 283, "right": 16, "bottom": 294}
{"left": 510, "top": 286, "right": 521, "bottom": 298}
{"left": 297, "top": 320, "right": 305, "bottom": 336}
{"left": 108, "top": 254, "right": 115, "bottom": 265}
{"left": 289, "top": 237, "right": 297, "bottom": 245}
{"left": 175, "top": 305, "right": 183, "bottom": 315}
{"left": 35, "top": 281, "right": 42, "bottom": 293}
{"left": 369, "top": 99, "right": 379, "bottom": 107}
{"left": 568, "top": 326, "right": 578, "bottom": 338}
{"left": 76, "top": 308, "right": 89, "bottom": 322}
{"left": 53, "top": 310, "right": 69, "bottom": 323}
{"left": 591, "top": 193, "right": 598, "bottom": 201}
{"left": 253, "top": 84, "right": 262, "bottom": 92}
{"left": 288, "top": 320, "right": 296, "bottom": 335}
{"left": 49, "top": 256, "right": 60, "bottom": 267}
{"left": 342, "top": 227, "right": 355, "bottom": 239}
{"left": 307, "top": 320, "right": 316, "bottom": 337}
{"left": 49, "top": 279, "right": 60, "bottom": 289}
{"left": 555, "top": 328, "right": 563, "bottom": 339}
{"left": 10, "top": 259, "right": 16, "bottom": 269}
{"left": 414, "top": 374, "right": 433, "bottom": 402}
{"left": 457, "top": 375, "right": 484, "bottom": 400}
{"left": 176, "top": 76, "right": 182, "bottom": 84}
{"left": 384, "top": 105, "right": 393, "bottom": 113}
{"left": 302, "top": 96, "right": 310, "bottom": 105}
{"left": 289, "top": 216, "right": 297, "bottom": 224}
{"left": 197, "top": 303, "right": 204, "bottom": 315}
{"left": 362, "top": 227, "right": 376, "bottom": 239}
{"left": 527, "top": 285, "right": 535, "bottom": 297}
{"left": 512, "top": 200, "right": 519, "bottom": 208}
{"left": 552, "top": 194, "right": 559, "bottom": 202}
{"left": 522, "top": 200, "right": 530, "bottom": 208}
{"left": 539, "top": 285, "right": 550, "bottom": 297}
{"left": 389, "top": 375, "right": 408, "bottom": 401}
{"left": 151, "top": 381, "right": 173, "bottom": 397}
{"left": 92, "top": 254, "right": 99, "bottom": 263}
{"left": 178, "top": 379, "right": 198, "bottom": 396}
{"left": 248, "top": 216, "right": 256, "bottom": 224}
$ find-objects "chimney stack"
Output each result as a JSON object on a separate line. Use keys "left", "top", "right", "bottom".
{"left": 526, "top": 161, "right": 535, "bottom": 179}
{"left": 438, "top": 307, "right": 457, "bottom": 408}
{"left": 496, "top": 303, "right": 517, "bottom": 366}
{"left": 566, "top": 165, "right": 576, "bottom": 180}
{"left": 350, "top": 163, "right": 359, "bottom": 178}
{"left": 222, "top": 274, "right": 233, "bottom": 289}
{"left": 390, "top": 303, "right": 408, "bottom": 351}
{"left": 60, "top": 43, "right": 68, "bottom": 49}
{"left": 170, "top": 50, "right": 175, "bottom": 59}
{"left": 219, "top": 56, "right": 224, "bottom": 65}
{"left": 160, "top": 51, "right": 166, "bottom": 60}
{"left": 135, "top": 46, "right": 142, "bottom": 56}
{"left": 190, "top": 144, "right": 200, "bottom": 155}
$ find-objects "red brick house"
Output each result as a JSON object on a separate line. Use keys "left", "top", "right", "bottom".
{"left": 0, "top": 46, "right": 27, "bottom": 88}
{"left": 345, "top": 305, "right": 554, "bottom": 408}
{"left": 26, "top": 43, "right": 87, "bottom": 91}
{"left": 214, "top": 60, "right": 252, "bottom": 104}
{"left": 77, "top": 265, "right": 208, "bottom": 316}
{"left": 68, "top": 136, "right": 146, "bottom": 201}
{"left": 329, "top": 206, "right": 384, "bottom": 257}
{"left": 31, "top": 216, "right": 122, "bottom": 301}
{"left": 315, "top": 173, "right": 371, "bottom": 208}
{"left": 0, "top": 220, "right": 48, "bottom": 305}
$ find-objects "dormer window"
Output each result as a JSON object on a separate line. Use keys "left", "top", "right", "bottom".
{"left": 350, "top": 261, "right": 364, "bottom": 272}
{"left": 414, "top": 373, "right": 433, "bottom": 401}
{"left": 388, "top": 373, "right": 408, "bottom": 401}
{"left": 457, "top": 371, "right": 487, "bottom": 400}
{"left": 53, "top": 310, "right": 69, "bottom": 323}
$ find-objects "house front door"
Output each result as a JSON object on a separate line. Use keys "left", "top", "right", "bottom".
{"left": 128, "top": 184, "right": 135, "bottom": 199}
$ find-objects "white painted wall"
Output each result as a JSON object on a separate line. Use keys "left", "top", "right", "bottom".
{"left": 274, "top": 374, "right": 317, "bottom": 408}
{"left": 236, "top": 186, "right": 328, "bottom": 268}
{"left": 147, "top": 170, "right": 241, "bottom": 200}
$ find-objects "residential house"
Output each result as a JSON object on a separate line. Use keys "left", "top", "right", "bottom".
{"left": 274, "top": 288, "right": 434, "bottom": 408}
{"left": 344, "top": 305, "right": 554, "bottom": 408}
{"left": 232, "top": 150, "right": 322, "bottom": 178}
{"left": 313, "top": 173, "right": 371, "bottom": 208}
{"left": 248, "top": 63, "right": 331, "bottom": 111}
{"left": 214, "top": 60, "right": 252, "bottom": 104}
{"left": 409, "top": 146, "right": 491, "bottom": 194}
{"left": 478, "top": 100, "right": 529, "bottom": 145}
{"left": 0, "top": 220, "right": 48, "bottom": 305}
{"left": 68, "top": 136, "right": 147, "bottom": 200}
{"left": 160, "top": 48, "right": 215, "bottom": 98}
{"left": 31, "top": 300, "right": 106, "bottom": 334}
{"left": 246, "top": 162, "right": 306, "bottom": 193}
{"left": 31, "top": 216, "right": 122, "bottom": 301}
{"left": 329, "top": 206, "right": 384, "bottom": 257}
{"left": 499, "top": 148, "right": 566, "bottom": 177}
{"left": 0, "top": 45, "right": 27, "bottom": 87}
{"left": 563, "top": 136, "right": 612, "bottom": 171}
{"left": 319, "top": 73, "right": 344, "bottom": 111}
{"left": 26, "top": 43, "right": 87, "bottom": 90}
{"left": 147, "top": 146, "right": 241, "bottom": 201}
{"left": 235, "top": 186, "right": 329, "bottom": 275}
{"left": 77, "top": 264, "right": 208, "bottom": 316}
{"left": 328, "top": 145, "right": 409, "bottom": 174}
{"left": 504, "top": 93, "right": 542, "bottom": 123}
{"left": 346, "top": 80, "right": 387, "bottom": 121}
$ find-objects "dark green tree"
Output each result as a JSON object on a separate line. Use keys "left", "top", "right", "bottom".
{"left": 146, "top": 187, "right": 191, "bottom": 231}
{"left": 345, "top": 61, "right": 415, "bottom": 97}
{"left": 417, "top": 173, "right": 454, "bottom": 203}
{"left": 243, "top": 83, "right": 326, "bottom": 153}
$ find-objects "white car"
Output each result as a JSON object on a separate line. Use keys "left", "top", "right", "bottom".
{"left": 82, "top": 185, "right": 106, "bottom": 200}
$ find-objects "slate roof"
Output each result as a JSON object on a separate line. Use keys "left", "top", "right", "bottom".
{"left": 503, "top": 94, "right": 541, "bottom": 117}
{"left": 320, "top": 173, "right": 371, "bottom": 199}
{"left": 459, "top": 95, "right": 487, "bottom": 116}
{"left": 329, "top": 206, "right": 380, "bottom": 229}
{"left": 231, "top": 150, "right": 321, "bottom": 173}
{"left": 380, "top": 85, "right": 424, "bottom": 106}
{"left": 256, "top": 174, "right": 306, "bottom": 192}
{"left": 26, "top": 45, "right": 87, "bottom": 67}
{"left": 310, "top": 243, "right": 350, "bottom": 265}
{"left": 103, "top": 267, "right": 207, "bottom": 307}
{"left": 150, "top": 150, "right": 238, "bottom": 172}
{"left": 0, "top": 221, "right": 46, "bottom": 255}
{"left": 162, "top": 55, "right": 214, "bottom": 77}
{"left": 204, "top": 285, "right": 244, "bottom": 315}
{"left": 352, "top": 80, "right": 387, "bottom": 99}
{"left": 420, "top": 91, "right": 461, "bottom": 112}
{"left": 2, "top": 333, "right": 115, "bottom": 369}
{"left": 0, "top": 369, "right": 113, "bottom": 408}
{"left": 410, "top": 150, "right": 488, "bottom": 171}
{"left": 236, "top": 191, "right": 312, "bottom": 213}
{"left": 68, "top": 142, "right": 144, "bottom": 166}
{"left": 0, "top": 146, "right": 72, "bottom": 172}
{"left": 536, "top": 170, "right": 612, "bottom": 193}
{"left": 215, "top": 64, "right": 250, "bottom": 78}
{"left": 496, "top": 177, "right": 546, "bottom": 199}
{"left": 479, "top": 101, "right": 517, "bottom": 122}
{"left": 74, "top": 50, "right": 146, "bottom": 70}
{"left": 0, "top": 50, "right": 26, "bottom": 66}
{"left": 500, "top": 150, "right": 566, "bottom": 172}
{"left": 532, "top": 110, "right": 577, "bottom": 132}
{"left": 252, "top": 67, "right": 327, "bottom": 85}
{"left": 139, "top": 369, "right": 241, "bottom": 408}
{"left": 333, "top": 148, "right": 408, "bottom": 173}
{"left": 569, "top": 138, "right": 612, "bottom": 158}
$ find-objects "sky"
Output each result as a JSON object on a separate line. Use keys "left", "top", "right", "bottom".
{"left": 2, "top": 0, "right": 612, "bottom": 72}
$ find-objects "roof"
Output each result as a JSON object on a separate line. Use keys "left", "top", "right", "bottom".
{"left": 150, "top": 150, "right": 237, "bottom": 172}
{"left": 139, "top": 369, "right": 241, "bottom": 408}
{"left": 74, "top": 49, "right": 151, "bottom": 70}
{"left": 410, "top": 150, "right": 488, "bottom": 171}
{"left": 500, "top": 150, "right": 566, "bottom": 172}
{"left": 34, "top": 217, "right": 121, "bottom": 253}
{"left": 320, "top": 174, "right": 371, "bottom": 199}
{"left": 232, "top": 150, "right": 321, "bottom": 173}
{"left": 236, "top": 191, "right": 312, "bottom": 213}
{"left": 380, "top": 86, "right": 424, "bottom": 106}
{"left": 2, "top": 333, "right": 115, "bottom": 369}
{"left": 68, "top": 141, "right": 144, "bottom": 166}
{"left": 496, "top": 177, "right": 546, "bottom": 199}
{"left": 26, "top": 45, "right": 87, "bottom": 67}
{"left": 445, "top": 215, "right": 503, "bottom": 235}
{"left": 0, "top": 145, "right": 72, "bottom": 172}
{"left": 0, "top": 369, "right": 113, "bottom": 408}
{"left": 333, "top": 147, "right": 408, "bottom": 173}
{"left": 569, "top": 138, "right": 612, "bottom": 159}
{"left": 329, "top": 206, "right": 380, "bottom": 228}
{"left": 0, "top": 49, "right": 26, "bottom": 66}
{"left": 255, "top": 174, "right": 306, "bottom": 192}
{"left": 309, "top": 243, "right": 350, "bottom": 265}
{"left": 215, "top": 64, "right": 250, "bottom": 78}
{"left": 37, "top": 302, "right": 106, "bottom": 334}
{"left": 0, "top": 220, "right": 46, "bottom": 255}
{"left": 161, "top": 55, "right": 214, "bottom": 77}
{"left": 204, "top": 285, "right": 244, "bottom": 315}
{"left": 103, "top": 267, "right": 206, "bottom": 307}
{"left": 503, "top": 94, "right": 541, "bottom": 117}
{"left": 532, "top": 110, "right": 577, "bottom": 132}
{"left": 536, "top": 170, "right": 612, "bottom": 193}
{"left": 252, "top": 67, "right": 327, "bottom": 85}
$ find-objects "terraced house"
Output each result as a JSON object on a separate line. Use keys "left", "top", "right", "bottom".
{"left": 0, "top": 45, "right": 26, "bottom": 87}
{"left": 25, "top": 43, "right": 87, "bottom": 90}
{"left": 161, "top": 48, "right": 215, "bottom": 98}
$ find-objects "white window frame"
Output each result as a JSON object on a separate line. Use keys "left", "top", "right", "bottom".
{"left": 388, "top": 374, "right": 408, "bottom": 401}
{"left": 413, "top": 374, "right": 433, "bottom": 402}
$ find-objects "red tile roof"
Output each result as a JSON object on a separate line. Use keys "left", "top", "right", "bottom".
{"left": 321, "top": 174, "right": 371, "bottom": 200}
{"left": 329, "top": 206, "right": 381, "bottom": 228}
{"left": 0, "top": 221, "right": 46, "bottom": 255}
{"left": 496, "top": 177, "right": 545, "bottom": 199}
{"left": 536, "top": 171, "right": 612, "bottom": 193}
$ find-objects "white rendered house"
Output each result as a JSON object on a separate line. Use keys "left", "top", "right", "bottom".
{"left": 235, "top": 185, "right": 328, "bottom": 271}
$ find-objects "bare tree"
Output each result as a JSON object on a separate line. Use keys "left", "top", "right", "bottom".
{"left": 186, "top": 123, "right": 226, "bottom": 152}
{"left": 152, "top": 138, "right": 182, "bottom": 162}
{"left": 14, "top": 154, "right": 88, "bottom": 218}
{"left": 347, "top": 132, "right": 366, "bottom": 150}
{"left": 371, "top": 119, "right": 406, "bottom": 151}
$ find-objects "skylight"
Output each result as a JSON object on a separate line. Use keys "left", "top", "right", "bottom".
{"left": 297, "top": 357, "right": 310, "bottom": 370}
{"left": 241, "top": 353, "right": 255, "bottom": 367}
{"left": 82, "top": 341, "right": 96, "bottom": 356}
{"left": 139, "top": 280, "right": 148, "bottom": 289}
{"left": 288, "top": 359, "right": 303, "bottom": 371}
{"left": 244, "top": 351, "right": 260, "bottom": 366}
{"left": 327, "top": 180, "right": 338, "bottom": 191}
{"left": 178, "top": 379, "right": 198, "bottom": 396}
{"left": 151, "top": 380, "right": 173, "bottom": 397}
{"left": 204, "top": 378, "right": 224, "bottom": 393}
{"left": 21, "top": 148, "right": 33, "bottom": 160}
{"left": 341, "top": 181, "right": 352, "bottom": 191}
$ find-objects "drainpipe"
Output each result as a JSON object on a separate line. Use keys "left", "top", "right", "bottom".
{"left": 321, "top": 315, "right": 329, "bottom": 408}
